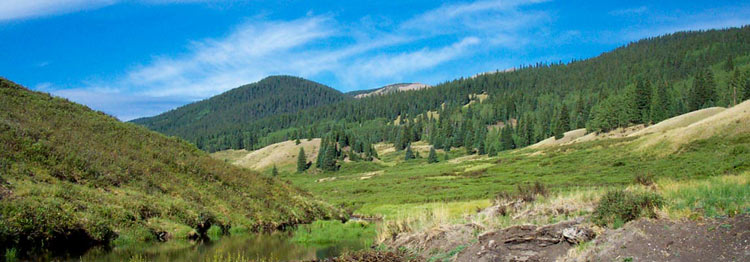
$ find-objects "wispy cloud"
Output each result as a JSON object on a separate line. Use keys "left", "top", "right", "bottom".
{"left": 50, "top": 0, "right": 551, "bottom": 120}
{"left": 0, "top": 0, "right": 211, "bottom": 21}
{"left": 0, "top": 0, "right": 117, "bottom": 21}
{"left": 609, "top": 6, "right": 648, "bottom": 16}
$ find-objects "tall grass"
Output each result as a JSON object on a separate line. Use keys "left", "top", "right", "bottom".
{"left": 660, "top": 173, "right": 750, "bottom": 218}
{"left": 293, "top": 220, "right": 376, "bottom": 247}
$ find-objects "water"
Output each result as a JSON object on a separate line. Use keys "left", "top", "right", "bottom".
{"left": 45, "top": 231, "right": 370, "bottom": 262}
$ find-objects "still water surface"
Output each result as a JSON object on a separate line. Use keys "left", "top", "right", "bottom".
{"left": 51, "top": 232, "right": 369, "bottom": 261}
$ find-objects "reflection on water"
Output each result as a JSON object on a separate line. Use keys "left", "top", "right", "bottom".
{"left": 56, "top": 231, "right": 369, "bottom": 262}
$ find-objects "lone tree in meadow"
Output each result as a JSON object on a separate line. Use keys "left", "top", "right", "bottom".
{"left": 404, "top": 144, "right": 415, "bottom": 161}
{"left": 271, "top": 165, "right": 279, "bottom": 177}
{"left": 297, "top": 147, "right": 307, "bottom": 173}
{"left": 427, "top": 147, "right": 438, "bottom": 163}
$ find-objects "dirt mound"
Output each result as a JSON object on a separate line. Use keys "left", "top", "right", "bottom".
{"left": 389, "top": 223, "right": 480, "bottom": 254}
{"left": 218, "top": 139, "right": 321, "bottom": 170}
{"left": 629, "top": 107, "right": 725, "bottom": 137}
{"left": 456, "top": 219, "right": 595, "bottom": 262}
{"left": 529, "top": 128, "right": 587, "bottom": 149}
{"left": 575, "top": 215, "right": 750, "bottom": 261}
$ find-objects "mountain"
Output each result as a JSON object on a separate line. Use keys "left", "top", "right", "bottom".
{"left": 0, "top": 78, "right": 343, "bottom": 255}
{"left": 135, "top": 26, "right": 750, "bottom": 155}
{"left": 350, "top": 83, "right": 431, "bottom": 98}
{"left": 131, "top": 75, "right": 349, "bottom": 152}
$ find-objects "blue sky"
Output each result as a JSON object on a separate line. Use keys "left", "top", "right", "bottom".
{"left": 1, "top": 0, "right": 749, "bottom": 120}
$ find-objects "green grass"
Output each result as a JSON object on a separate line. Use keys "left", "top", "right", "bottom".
{"left": 292, "top": 220, "right": 376, "bottom": 247}
{"left": 0, "top": 79, "right": 344, "bottom": 255}
{"left": 661, "top": 173, "right": 750, "bottom": 218}
{"left": 278, "top": 133, "right": 750, "bottom": 217}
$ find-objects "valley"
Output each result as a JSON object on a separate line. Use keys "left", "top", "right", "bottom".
{"left": 2, "top": 22, "right": 750, "bottom": 262}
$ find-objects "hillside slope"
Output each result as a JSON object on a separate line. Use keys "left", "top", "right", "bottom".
{"left": 212, "top": 139, "right": 322, "bottom": 171}
{"left": 0, "top": 79, "right": 343, "bottom": 255}
{"left": 131, "top": 75, "right": 349, "bottom": 152}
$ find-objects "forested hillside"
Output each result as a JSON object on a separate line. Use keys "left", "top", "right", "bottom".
{"left": 131, "top": 75, "right": 349, "bottom": 152}
{"left": 0, "top": 78, "right": 343, "bottom": 255}
{"left": 134, "top": 26, "right": 750, "bottom": 156}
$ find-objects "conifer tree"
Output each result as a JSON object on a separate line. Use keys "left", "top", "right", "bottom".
{"left": 634, "top": 78, "right": 652, "bottom": 123}
{"left": 271, "top": 165, "right": 278, "bottom": 177}
{"left": 297, "top": 147, "right": 307, "bottom": 173}
{"left": 295, "top": 138, "right": 301, "bottom": 145}
{"left": 427, "top": 147, "right": 438, "bottom": 163}
{"left": 554, "top": 105, "right": 569, "bottom": 139}
{"left": 725, "top": 56, "right": 734, "bottom": 72}
{"left": 743, "top": 70, "right": 750, "bottom": 101}
{"left": 650, "top": 81, "right": 670, "bottom": 123}
{"left": 404, "top": 144, "right": 415, "bottom": 161}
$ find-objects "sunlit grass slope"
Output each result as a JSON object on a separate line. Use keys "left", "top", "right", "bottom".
{"left": 0, "top": 78, "right": 344, "bottom": 254}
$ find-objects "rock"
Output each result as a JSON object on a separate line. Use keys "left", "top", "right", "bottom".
{"left": 562, "top": 226, "right": 595, "bottom": 244}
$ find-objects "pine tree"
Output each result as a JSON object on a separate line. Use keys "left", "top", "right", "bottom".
{"left": 689, "top": 69, "right": 717, "bottom": 111}
{"left": 404, "top": 144, "right": 415, "bottom": 161}
{"left": 296, "top": 147, "right": 307, "bottom": 173}
{"left": 743, "top": 70, "right": 750, "bottom": 101}
{"left": 271, "top": 165, "right": 278, "bottom": 177}
{"left": 321, "top": 141, "right": 338, "bottom": 171}
{"left": 729, "top": 69, "right": 743, "bottom": 106}
{"left": 427, "top": 147, "right": 438, "bottom": 163}
{"left": 725, "top": 56, "right": 735, "bottom": 72}
{"left": 295, "top": 138, "right": 301, "bottom": 145}
{"left": 649, "top": 81, "right": 670, "bottom": 123}
{"left": 634, "top": 78, "right": 652, "bottom": 123}
{"left": 554, "top": 105, "right": 569, "bottom": 139}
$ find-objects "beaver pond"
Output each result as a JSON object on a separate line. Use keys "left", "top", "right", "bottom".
{"left": 26, "top": 220, "right": 375, "bottom": 262}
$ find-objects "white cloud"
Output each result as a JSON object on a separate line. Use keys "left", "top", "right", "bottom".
{"left": 609, "top": 6, "right": 648, "bottom": 16}
{"left": 0, "top": 0, "right": 116, "bottom": 21}
{"left": 0, "top": 0, "right": 212, "bottom": 21}
{"left": 48, "top": 0, "right": 552, "bottom": 120}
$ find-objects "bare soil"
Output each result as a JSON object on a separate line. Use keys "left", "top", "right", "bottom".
{"left": 579, "top": 215, "right": 750, "bottom": 262}
{"left": 454, "top": 219, "right": 594, "bottom": 262}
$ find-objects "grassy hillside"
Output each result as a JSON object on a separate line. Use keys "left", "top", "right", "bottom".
{"left": 266, "top": 100, "right": 750, "bottom": 216}
{"left": 0, "top": 79, "right": 343, "bottom": 256}
{"left": 131, "top": 75, "right": 349, "bottom": 152}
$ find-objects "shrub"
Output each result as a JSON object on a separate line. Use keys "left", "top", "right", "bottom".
{"left": 592, "top": 190, "right": 664, "bottom": 227}
{"left": 495, "top": 182, "right": 548, "bottom": 203}
{"left": 634, "top": 173, "right": 654, "bottom": 186}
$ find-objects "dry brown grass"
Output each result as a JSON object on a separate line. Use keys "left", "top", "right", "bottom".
{"left": 529, "top": 128, "right": 588, "bottom": 149}
{"left": 214, "top": 138, "right": 321, "bottom": 170}
{"left": 629, "top": 107, "right": 725, "bottom": 137}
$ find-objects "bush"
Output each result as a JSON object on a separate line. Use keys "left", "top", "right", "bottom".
{"left": 592, "top": 190, "right": 664, "bottom": 228}
{"left": 495, "top": 182, "right": 548, "bottom": 203}
{"left": 634, "top": 173, "right": 654, "bottom": 186}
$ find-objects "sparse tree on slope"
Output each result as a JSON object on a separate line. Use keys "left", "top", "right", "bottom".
{"left": 427, "top": 147, "right": 438, "bottom": 163}
{"left": 271, "top": 165, "right": 278, "bottom": 177}
{"left": 297, "top": 147, "right": 307, "bottom": 173}
{"left": 404, "top": 144, "right": 415, "bottom": 161}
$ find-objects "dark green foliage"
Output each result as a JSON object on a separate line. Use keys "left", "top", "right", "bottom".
{"left": 688, "top": 68, "right": 717, "bottom": 111}
{"left": 295, "top": 138, "right": 301, "bottom": 145}
{"left": 554, "top": 104, "right": 570, "bottom": 139}
{"left": 131, "top": 75, "right": 349, "bottom": 152}
{"left": 592, "top": 190, "right": 664, "bottom": 228}
{"left": 633, "top": 77, "right": 652, "bottom": 123}
{"left": 0, "top": 79, "right": 343, "bottom": 254}
{"left": 725, "top": 55, "right": 735, "bottom": 72}
{"left": 743, "top": 70, "right": 750, "bottom": 101}
{"left": 404, "top": 144, "right": 415, "bottom": 161}
{"left": 297, "top": 147, "right": 308, "bottom": 173}
{"left": 649, "top": 81, "right": 670, "bottom": 123}
{"left": 427, "top": 147, "right": 438, "bottom": 163}
{"left": 271, "top": 165, "right": 279, "bottom": 177}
